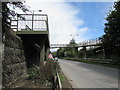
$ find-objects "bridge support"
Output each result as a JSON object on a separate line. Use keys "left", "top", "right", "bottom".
{"left": 45, "top": 47, "right": 50, "bottom": 61}
{"left": 11, "top": 13, "right": 50, "bottom": 67}
{"left": 40, "top": 40, "right": 45, "bottom": 64}
{"left": 75, "top": 47, "right": 78, "bottom": 58}
{"left": 23, "top": 41, "right": 41, "bottom": 68}
{"left": 83, "top": 46, "right": 87, "bottom": 59}
{"left": 103, "top": 46, "right": 106, "bottom": 59}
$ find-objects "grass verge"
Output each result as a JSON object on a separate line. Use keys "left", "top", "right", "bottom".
{"left": 59, "top": 72, "right": 72, "bottom": 88}
{"left": 61, "top": 57, "right": 118, "bottom": 69}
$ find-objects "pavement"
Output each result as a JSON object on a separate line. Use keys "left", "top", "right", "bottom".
{"left": 59, "top": 59, "right": 118, "bottom": 88}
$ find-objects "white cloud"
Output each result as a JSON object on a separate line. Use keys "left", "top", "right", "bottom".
{"left": 25, "top": 0, "right": 117, "bottom": 3}
{"left": 26, "top": 0, "right": 89, "bottom": 44}
{"left": 79, "top": 27, "right": 89, "bottom": 32}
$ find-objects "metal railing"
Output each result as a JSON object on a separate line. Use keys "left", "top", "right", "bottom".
{"left": 10, "top": 14, "right": 49, "bottom": 32}
{"left": 50, "top": 37, "right": 102, "bottom": 48}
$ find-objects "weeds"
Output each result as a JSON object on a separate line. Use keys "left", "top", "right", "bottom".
{"left": 27, "top": 60, "right": 61, "bottom": 86}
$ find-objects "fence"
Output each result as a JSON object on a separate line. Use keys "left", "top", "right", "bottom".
{"left": 10, "top": 14, "right": 49, "bottom": 32}
{"left": 50, "top": 37, "right": 102, "bottom": 48}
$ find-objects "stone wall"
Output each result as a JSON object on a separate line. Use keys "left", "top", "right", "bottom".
{"left": 2, "top": 27, "right": 27, "bottom": 88}
{"left": 0, "top": 33, "right": 2, "bottom": 89}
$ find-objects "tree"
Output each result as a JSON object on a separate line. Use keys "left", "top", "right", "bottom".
{"left": 51, "top": 51, "right": 57, "bottom": 57}
{"left": 102, "top": 1, "right": 120, "bottom": 59}
{"left": 57, "top": 48, "right": 64, "bottom": 57}
{"left": 69, "top": 38, "right": 76, "bottom": 45}
{"left": 66, "top": 38, "right": 77, "bottom": 57}
{"left": 56, "top": 38, "right": 77, "bottom": 58}
{"left": 2, "top": 2, "right": 29, "bottom": 33}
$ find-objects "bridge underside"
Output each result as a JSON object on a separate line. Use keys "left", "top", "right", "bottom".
{"left": 16, "top": 31, "right": 50, "bottom": 68}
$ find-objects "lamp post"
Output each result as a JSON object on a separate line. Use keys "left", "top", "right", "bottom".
{"left": 70, "top": 34, "right": 78, "bottom": 42}
{"left": 70, "top": 34, "right": 78, "bottom": 58}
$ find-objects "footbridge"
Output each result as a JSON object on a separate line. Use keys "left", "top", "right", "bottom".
{"left": 50, "top": 37, "right": 103, "bottom": 58}
{"left": 50, "top": 37, "right": 102, "bottom": 48}
{"left": 11, "top": 14, "right": 50, "bottom": 67}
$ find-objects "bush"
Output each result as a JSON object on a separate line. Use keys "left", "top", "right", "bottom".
{"left": 27, "top": 60, "right": 61, "bottom": 85}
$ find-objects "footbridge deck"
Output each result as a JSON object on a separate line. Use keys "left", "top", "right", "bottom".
{"left": 50, "top": 37, "right": 102, "bottom": 48}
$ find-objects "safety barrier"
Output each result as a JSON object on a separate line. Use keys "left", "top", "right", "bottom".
{"left": 54, "top": 73, "right": 62, "bottom": 89}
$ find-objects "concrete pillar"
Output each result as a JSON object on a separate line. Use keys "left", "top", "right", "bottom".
{"left": 45, "top": 48, "right": 49, "bottom": 61}
{"left": 103, "top": 46, "right": 106, "bottom": 59}
{"left": 40, "top": 40, "right": 45, "bottom": 64}
{"left": 75, "top": 47, "right": 78, "bottom": 58}
{"left": 83, "top": 46, "right": 87, "bottom": 59}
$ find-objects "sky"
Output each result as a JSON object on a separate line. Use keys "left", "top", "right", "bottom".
{"left": 23, "top": 0, "right": 114, "bottom": 51}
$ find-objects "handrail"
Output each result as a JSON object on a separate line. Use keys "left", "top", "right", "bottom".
{"left": 10, "top": 14, "right": 49, "bottom": 32}
{"left": 50, "top": 37, "right": 102, "bottom": 48}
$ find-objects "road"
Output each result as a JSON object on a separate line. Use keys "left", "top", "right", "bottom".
{"left": 59, "top": 59, "right": 118, "bottom": 88}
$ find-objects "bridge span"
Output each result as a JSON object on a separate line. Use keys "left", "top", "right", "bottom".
{"left": 50, "top": 37, "right": 102, "bottom": 48}
{"left": 50, "top": 37, "right": 103, "bottom": 58}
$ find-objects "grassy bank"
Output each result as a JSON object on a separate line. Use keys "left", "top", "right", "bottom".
{"left": 59, "top": 72, "right": 72, "bottom": 89}
{"left": 60, "top": 57, "right": 118, "bottom": 69}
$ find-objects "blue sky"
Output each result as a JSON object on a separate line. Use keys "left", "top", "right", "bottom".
{"left": 68, "top": 2, "right": 114, "bottom": 40}
{"left": 26, "top": 0, "right": 114, "bottom": 44}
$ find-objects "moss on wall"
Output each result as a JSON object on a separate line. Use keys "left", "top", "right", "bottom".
{"left": 2, "top": 27, "right": 27, "bottom": 88}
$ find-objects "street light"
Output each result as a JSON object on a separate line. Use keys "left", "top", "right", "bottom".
{"left": 70, "top": 34, "right": 79, "bottom": 58}
{"left": 70, "top": 34, "right": 79, "bottom": 41}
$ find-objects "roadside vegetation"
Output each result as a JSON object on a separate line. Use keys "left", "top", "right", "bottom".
{"left": 101, "top": 1, "right": 120, "bottom": 61}
{"left": 60, "top": 57, "right": 118, "bottom": 69}
{"left": 26, "top": 60, "right": 61, "bottom": 88}
{"left": 59, "top": 72, "right": 72, "bottom": 88}
{"left": 10, "top": 60, "right": 61, "bottom": 88}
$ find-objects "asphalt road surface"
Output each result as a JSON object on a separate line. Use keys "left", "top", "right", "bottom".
{"left": 59, "top": 59, "right": 118, "bottom": 88}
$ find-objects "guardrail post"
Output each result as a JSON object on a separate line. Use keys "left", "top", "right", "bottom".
{"left": 57, "top": 73, "right": 62, "bottom": 89}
